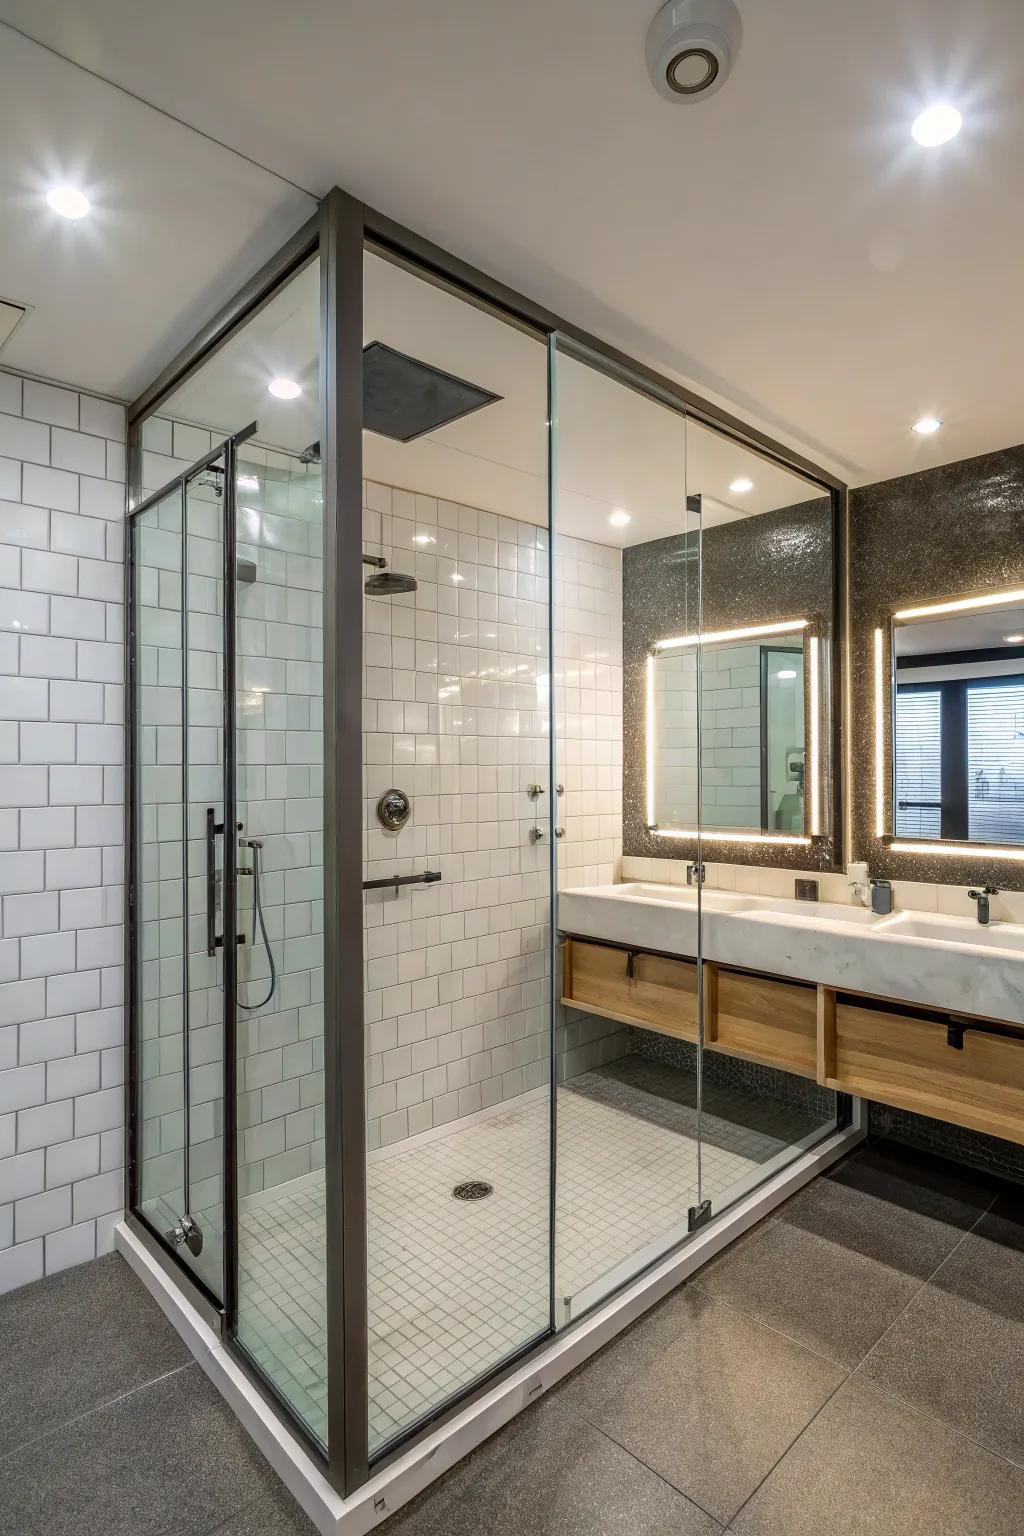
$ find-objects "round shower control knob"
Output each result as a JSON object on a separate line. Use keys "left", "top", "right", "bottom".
{"left": 376, "top": 787, "right": 411, "bottom": 831}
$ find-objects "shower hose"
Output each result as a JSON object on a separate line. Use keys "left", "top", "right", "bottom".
{"left": 239, "top": 838, "right": 277, "bottom": 1010}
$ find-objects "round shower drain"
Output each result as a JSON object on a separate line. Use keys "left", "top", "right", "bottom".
{"left": 452, "top": 1180, "right": 493, "bottom": 1201}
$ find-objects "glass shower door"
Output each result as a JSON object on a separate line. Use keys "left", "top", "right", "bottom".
{"left": 133, "top": 438, "right": 243, "bottom": 1301}
{"left": 550, "top": 336, "right": 706, "bottom": 1320}
{"left": 134, "top": 483, "right": 191, "bottom": 1268}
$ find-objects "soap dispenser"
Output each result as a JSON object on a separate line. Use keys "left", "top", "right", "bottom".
{"left": 870, "top": 879, "right": 894, "bottom": 915}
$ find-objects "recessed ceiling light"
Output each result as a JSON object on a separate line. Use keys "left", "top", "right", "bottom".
{"left": 1004, "top": 634, "right": 1024, "bottom": 644}
{"left": 267, "top": 377, "right": 302, "bottom": 400}
{"left": 729, "top": 477, "right": 753, "bottom": 494}
{"left": 45, "top": 186, "right": 90, "bottom": 220}
{"left": 609, "top": 509, "right": 631, "bottom": 528}
{"left": 911, "top": 103, "right": 962, "bottom": 148}
{"left": 912, "top": 415, "right": 942, "bottom": 435}
{"left": 776, "top": 669, "right": 797, "bottom": 680}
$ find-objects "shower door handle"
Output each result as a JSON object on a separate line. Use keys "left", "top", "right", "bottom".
{"left": 206, "top": 808, "right": 221, "bottom": 956}
{"left": 206, "top": 809, "right": 245, "bottom": 955}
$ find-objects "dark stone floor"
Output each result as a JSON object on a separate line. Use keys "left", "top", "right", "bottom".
{"left": 4, "top": 1138, "right": 1024, "bottom": 1535}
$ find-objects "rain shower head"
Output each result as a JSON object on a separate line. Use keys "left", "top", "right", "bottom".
{"left": 363, "top": 341, "right": 501, "bottom": 442}
{"left": 365, "top": 569, "right": 418, "bottom": 596}
{"left": 362, "top": 552, "right": 417, "bottom": 596}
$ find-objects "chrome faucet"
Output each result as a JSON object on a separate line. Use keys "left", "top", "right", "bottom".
{"left": 968, "top": 885, "right": 998, "bottom": 925}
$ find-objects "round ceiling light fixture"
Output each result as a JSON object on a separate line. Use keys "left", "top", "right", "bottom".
{"left": 912, "top": 415, "right": 942, "bottom": 435}
{"left": 609, "top": 509, "right": 632, "bottom": 528}
{"left": 911, "top": 103, "right": 962, "bottom": 148}
{"left": 45, "top": 186, "right": 91, "bottom": 220}
{"left": 1004, "top": 634, "right": 1024, "bottom": 645}
{"left": 267, "top": 377, "right": 302, "bottom": 400}
{"left": 729, "top": 476, "right": 753, "bottom": 494}
{"left": 646, "top": 0, "right": 742, "bottom": 104}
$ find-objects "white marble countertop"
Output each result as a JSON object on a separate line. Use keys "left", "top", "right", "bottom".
{"left": 558, "top": 882, "right": 1024, "bottom": 1028}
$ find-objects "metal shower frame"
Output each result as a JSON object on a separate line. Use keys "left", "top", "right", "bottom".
{"left": 122, "top": 185, "right": 849, "bottom": 1499}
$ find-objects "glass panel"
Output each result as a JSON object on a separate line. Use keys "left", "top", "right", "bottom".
{"left": 894, "top": 688, "right": 942, "bottom": 839}
{"left": 763, "top": 645, "right": 805, "bottom": 832}
{"left": 150, "top": 254, "right": 328, "bottom": 1446}
{"left": 968, "top": 680, "right": 1024, "bottom": 843}
{"left": 135, "top": 486, "right": 189, "bottom": 1255}
{"left": 362, "top": 246, "right": 552, "bottom": 1454}
{"left": 551, "top": 338, "right": 702, "bottom": 1320}
{"left": 180, "top": 454, "right": 228, "bottom": 1294}
{"left": 678, "top": 420, "right": 840, "bottom": 1220}
{"left": 233, "top": 439, "right": 326, "bottom": 1437}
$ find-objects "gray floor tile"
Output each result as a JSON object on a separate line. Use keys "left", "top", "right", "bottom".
{"left": 553, "top": 1278, "right": 715, "bottom": 1420}
{"left": 208, "top": 1482, "right": 319, "bottom": 1535}
{"left": 582, "top": 1286, "right": 845, "bottom": 1525}
{"left": 729, "top": 1375, "right": 1024, "bottom": 1536}
{"left": 0, "top": 1363, "right": 280, "bottom": 1536}
{"left": 381, "top": 1396, "right": 722, "bottom": 1536}
{"left": 700, "top": 1141, "right": 994, "bottom": 1367}
{"left": 0, "top": 1252, "right": 192, "bottom": 1457}
{"left": 860, "top": 1190, "right": 1024, "bottom": 1464}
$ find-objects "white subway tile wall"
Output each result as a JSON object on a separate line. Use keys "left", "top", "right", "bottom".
{"left": 0, "top": 371, "right": 126, "bottom": 1295}
{"left": 361, "top": 484, "right": 626, "bottom": 1151}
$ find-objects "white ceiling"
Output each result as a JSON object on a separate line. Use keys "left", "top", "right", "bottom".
{"left": 1, "top": 1, "right": 1022, "bottom": 486}
{"left": 0, "top": 26, "right": 314, "bottom": 398}
{"left": 162, "top": 246, "right": 824, "bottom": 543}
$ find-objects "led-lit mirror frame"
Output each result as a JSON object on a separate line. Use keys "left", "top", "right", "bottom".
{"left": 646, "top": 616, "right": 827, "bottom": 848}
{"left": 874, "top": 585, "right": 1024, "bottom": 859}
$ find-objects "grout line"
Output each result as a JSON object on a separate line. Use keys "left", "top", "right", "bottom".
{"left": 721, "top": 1368, "right": 850, "bottom": 1530}
{"left": 724, "top": 1183, "right": 1009, "bottom": 1528}
{"left": 0, "top": 1360, "right": 197, "bottom": 1469}
{"left": 585, "top": 1419, "right": 728, "bottom": 1531}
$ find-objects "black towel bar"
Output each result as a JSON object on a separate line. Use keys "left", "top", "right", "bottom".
{"left": 362, "top": 870, "right": 442, "bottom": 892}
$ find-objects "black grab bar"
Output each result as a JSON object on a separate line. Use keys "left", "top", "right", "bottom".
{"left": 362, "top": 870, "right": 442, "bottom": 892}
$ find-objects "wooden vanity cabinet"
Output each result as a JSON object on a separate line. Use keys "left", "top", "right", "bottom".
{"left": 562, "top": 932, "right": 1024, "bottom": 1145}
{"left": 562, "top": 938, "right": 700, "bottom": 1042}
{"left": 819, "top": 992, "right": 1024, "bottom": 1148}
{"left": 561, "top": 937, "right": 817, "bottom": 1077}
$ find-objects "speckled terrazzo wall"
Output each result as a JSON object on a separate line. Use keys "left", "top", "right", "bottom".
{"left": 622, "top": 497, "right": 839, "bottom": 872}
{"left": 848, "top": 442, "right": 1024, "bottom": 890}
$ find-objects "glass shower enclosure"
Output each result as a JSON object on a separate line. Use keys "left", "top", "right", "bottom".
{"left": 123, "top": 189, "right": 849, "bottom": 1502}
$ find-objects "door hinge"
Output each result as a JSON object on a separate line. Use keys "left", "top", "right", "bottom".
{"left": 688, "top": 1199, "right": 712, "bottom": 1232}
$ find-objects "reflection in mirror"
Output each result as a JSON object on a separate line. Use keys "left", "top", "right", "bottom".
{"left": 626, "top": 413, "right": 834, "bottom": 856}
{"left": 892, "top": 591, "right": 1024, "bottom": 846}
{"left": 649, "top": 624, "right": 810, "bottom": 835}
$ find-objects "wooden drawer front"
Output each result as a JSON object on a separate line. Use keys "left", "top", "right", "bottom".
{"left": 712, "top": 970, "right": 818, "bottom": 1079}
{"left": 832, "top": 1003, "right": 1024, "bottom": 1147}
{"left": 564, "top": 940, "right": 699, "bottom": 1040}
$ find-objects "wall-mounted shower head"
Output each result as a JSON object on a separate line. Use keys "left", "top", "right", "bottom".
{"left": 362, "top": 552, "right": 418, "bottom": 596}
{"left": 365, "top": 569, "right": 418, "bottom": 596}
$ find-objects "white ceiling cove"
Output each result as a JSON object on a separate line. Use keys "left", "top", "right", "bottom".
{"left": 1, "top": 1, "right": 1022, "bottom": 488}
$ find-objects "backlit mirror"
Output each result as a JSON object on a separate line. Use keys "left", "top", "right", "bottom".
{"left": 630, "top": 412, "right": 836, "bottom": 856}
{"left": 648, "top": 619, "right": 822, "bottom": 838}
{"left": 890, "top": 590, "right": 1024, "bottom": 847}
